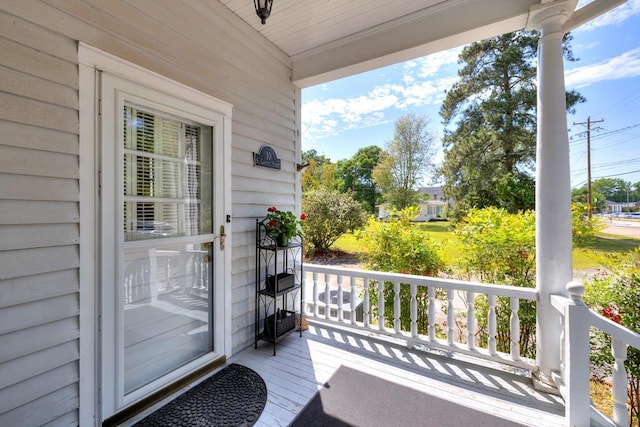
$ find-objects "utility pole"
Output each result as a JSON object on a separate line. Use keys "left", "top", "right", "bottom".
{"left": 573, "top": 116, "right": 604, "bottom": 218}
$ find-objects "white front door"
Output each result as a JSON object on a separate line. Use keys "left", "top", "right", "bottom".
{"left": 99, "top": 72, "right": 228, "bottom": 418}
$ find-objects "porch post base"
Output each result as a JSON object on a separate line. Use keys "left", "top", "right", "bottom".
{"left": 532, "top": 371, "right": 561, "bottom": 396}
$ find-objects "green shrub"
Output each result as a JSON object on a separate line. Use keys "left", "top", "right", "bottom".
{"left": 584, "top": 248, "right": 640, "bottom": 426}
{"left": 454, "top": 207, "right": 536, "bottom": 357}
{"left": 302, "top": 189, "right": 366, "bottom": 254}
{"left": 358, "top": 207, "right": 442, "bottom": 333}
{"left": 572, "top": 202, "right": 604, "bottom": 246}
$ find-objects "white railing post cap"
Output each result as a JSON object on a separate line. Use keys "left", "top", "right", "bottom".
{"left": 566, "top": 281, "right": 585, "bottom": 302}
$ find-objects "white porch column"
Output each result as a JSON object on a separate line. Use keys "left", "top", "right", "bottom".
{"left": 528, "top": 2, "right": 573, "bottom": 387}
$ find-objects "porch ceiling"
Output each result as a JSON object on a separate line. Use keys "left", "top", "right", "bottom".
{"left": 221, "top": 0, "right": 547, "bottom": 87}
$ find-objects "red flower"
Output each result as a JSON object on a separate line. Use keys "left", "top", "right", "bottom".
{"left": 268, "top": 220, "right": 278, "bottom": 228}
{"left": 300, "top": 213, "right": 307, "bottom": 220}
{"left": 602, "top": 305, "right": 622, "bottom": 324}
{"left": 267, "top": 206, "right": 277, "bottom": 213}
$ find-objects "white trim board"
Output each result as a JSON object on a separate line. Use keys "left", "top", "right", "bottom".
{"left": 78, "top": 42, "right": 233, "bottom": 424}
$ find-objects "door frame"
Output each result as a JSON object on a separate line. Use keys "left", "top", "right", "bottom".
{"left": 78, "top": 43, "right": 232, "bottom": 424}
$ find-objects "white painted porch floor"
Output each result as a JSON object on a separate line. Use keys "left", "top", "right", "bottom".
{"left": 231, "top": 320, "right": 566, "bottom": 427}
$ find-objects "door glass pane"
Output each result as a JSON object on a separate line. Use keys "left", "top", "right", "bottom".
{"left": 123, "top": 106, "right": 212, "bottom": 241}
{"left": 123, "top": 242, "right": 212, "bottom": 394}
{"left": 121, "top": 104, "right": 213, "bottom": 395}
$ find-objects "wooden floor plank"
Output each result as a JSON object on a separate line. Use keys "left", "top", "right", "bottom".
{"left": 121, "top": 320, "right": 566, "bottom": 426}
{"left": 231, "top": 320, "right": 566, "bottom": 427}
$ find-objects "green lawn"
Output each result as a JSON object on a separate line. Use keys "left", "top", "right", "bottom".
{"left": 573, "top": 234, "right": 640, "bottom": 270}
{"left": 332, "top": 221, "right": 640, "bottom": 271}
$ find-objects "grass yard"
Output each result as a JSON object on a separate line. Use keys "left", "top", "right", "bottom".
{"left": 332, "top": 221, "right": 640, "bottom": 271}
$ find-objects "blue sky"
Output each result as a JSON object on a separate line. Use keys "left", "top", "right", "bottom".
{"left": 301, "top": 0, "right": 640, "bottom": 189}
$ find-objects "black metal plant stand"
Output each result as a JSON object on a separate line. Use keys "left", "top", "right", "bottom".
{"left": 255, "top": 219, "right": 303, "bottom": 356}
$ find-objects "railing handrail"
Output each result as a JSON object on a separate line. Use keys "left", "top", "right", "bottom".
{"left": 590, "top": 312, "right": 640, "bottom": 348}
{"left": 302, "top": 263, "right": 539, "bottom": 372}
{"left": 551, "top": 281, "right": 640, "bottom": 427}
{"left": 305, "top": 263, "right": 538, "bottom": 300}
{"left": 550, "top": 290, "right": 640, "bottom": 352}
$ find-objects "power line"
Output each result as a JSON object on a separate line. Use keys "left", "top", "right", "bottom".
{"left": 592, "top": 87, "right": 640, "bottom": 118}
{"left": 595, "top": 168, "right": 640, "bottom": 180}
{"left": 592, "top": 133, "right": 640, "bottom": 151}
{"left": 572, "top": 157, "right": 640, "bottom": 173}
{"left": 572, "top": 169, "right": 640, "bottom": 189}
{"left": 569, "top": 122, "right": 640, "bottom": 145}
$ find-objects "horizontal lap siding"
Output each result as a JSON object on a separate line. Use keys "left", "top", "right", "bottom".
{"left": 0, "top": 0, "right": 296, "bottom": 423}
{"left": 0, "top": 4, "right": 82, "bottom": 425}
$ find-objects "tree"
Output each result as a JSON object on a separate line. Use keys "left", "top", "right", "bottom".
{"left": 633, "top": 182, "right": 640, "bottom": 202}
{"left": 439, "top": 30, "right": 584, "bottom": 219}
{"left": 571, "top": 186, "right": 606, "bottom": 213}
{"left": 592, "top": 178, "right": 631, "bottom": 203}
{"left": 335, "top": 145, "right": 383, "bottom": 213}
{"left": 372, "top": 113, "right": 437, "bottom": 210}
{"left": 302, "top": 189, "right": 366, "bottom": 254}
{"left": 301, "top": 150, "right": 337, "bottom": 191}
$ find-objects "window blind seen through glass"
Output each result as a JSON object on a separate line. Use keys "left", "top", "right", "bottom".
{"left": 123, "top": 105, "right": 213, "bottom": 241}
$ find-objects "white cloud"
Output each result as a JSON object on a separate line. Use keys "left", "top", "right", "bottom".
{"left": 575, "top": 0, "right": 640, "bottom": 32}
{"left": 302, "top": 47, "right": 464, "bottom": 141}
{"left": 415, "top": 48, "right": 463, "bottom": 78}
{"left": 301, "top": 76, "right": 456, "bottom": 140}
{"left": 301, "top": 87, "right": 400, "bottom": 139}
{"left": 565, "top": 47, "right": 640, "bottom": 88}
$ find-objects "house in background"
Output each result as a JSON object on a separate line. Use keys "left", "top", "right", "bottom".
{"left": 606, "top": 200, "right": 639, "bottom": 214}
{"left": 0, "top": 1, "right": 634, "bottom": 425}
{"left": 377, "top": 186, "right": 450, "bottom": 221}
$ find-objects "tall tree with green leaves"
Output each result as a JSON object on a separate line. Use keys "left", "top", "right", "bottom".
{"left": 591, "top": 177, "right": 633, "bottom": 203}
{"left": 335, "top": 145, "right": 383, "bottom": 213}
{"left": 372, "top": 113, "right": 437, "bottom": 211}
{"left": 301, "top": 149, "right": 337, "bottom": 191}
{"left": 571, "top": 186, "right": 606, "bottom": 213}
{"left": 439, "top": 30, "right": 584, "bottom": 219}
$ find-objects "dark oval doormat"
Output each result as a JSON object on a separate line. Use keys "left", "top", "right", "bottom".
{"left": 134, "top": 363, "right": 267, "bottom": 427}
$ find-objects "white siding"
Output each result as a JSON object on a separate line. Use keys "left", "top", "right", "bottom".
{"left": 0, "top": 0, "right": 297, "bottom": 424}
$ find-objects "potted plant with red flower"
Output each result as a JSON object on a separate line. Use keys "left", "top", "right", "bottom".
{"left": 264, "top": 206, "right": 306, "bottom": 247}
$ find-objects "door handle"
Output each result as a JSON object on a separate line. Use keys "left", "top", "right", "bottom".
{"left": 219, "top": 225, "right": 226, "bottom": 251}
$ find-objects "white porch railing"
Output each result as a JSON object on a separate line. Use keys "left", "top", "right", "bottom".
{"left": 302, "top": 264, "right": 538, "bottom": 371}
{"left": 551, "top": 281, "right": 640, "bottom": 427}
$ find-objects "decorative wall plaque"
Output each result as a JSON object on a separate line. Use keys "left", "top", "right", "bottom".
{"left": 253, "top": 146, "right": 281, "bottom": 170}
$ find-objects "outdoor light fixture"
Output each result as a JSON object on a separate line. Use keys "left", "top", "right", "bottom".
{"left": 254, "top": 0, "right": 273, "bottom": 25}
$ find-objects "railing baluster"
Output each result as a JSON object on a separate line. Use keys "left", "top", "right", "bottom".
{"left": 447, "top": 289, "right": 455, "bottom": 346}
{"left": 488, "top": 294, "right": 497, "bottom": 355}
{"left": 612, "top": 338, "right": 629, "bottom": 427}
{"left": 302, "top": 264, "right": 541, "bottom": 372}
{"left": 324, "top": 273, "right": 330, "bottom": 320}
{"left": 337, "top": 274, "right": 344, "bottom": 322}
{"left": 410, "top": 284, "right": 418, "bottom": 339}
{"left": 394, "top": 281, "right": 401, "bottom": 334}
{"left": 467, "top": 291, "right": 475, "bottom": 350}
{"left": 378, "top": 279, "right": 385, "bottom": 332}
{"left": 428, "top": 286, "right": 435, "bottom": 341}
{"left": 510, "top": 297, "right": 520, "bottom": 361}
{"left": 311, "top": 272, "right": 318, "bottom": 317}
{"left": 350, "top": 276, "right": 356, "bottom": 325}
{"left": 363, "top": 278, "right": 370, "bottom": 328}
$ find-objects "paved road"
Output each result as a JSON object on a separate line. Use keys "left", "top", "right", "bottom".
{"left": 602, "top": 219, "right": 640, "bottom": 239}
